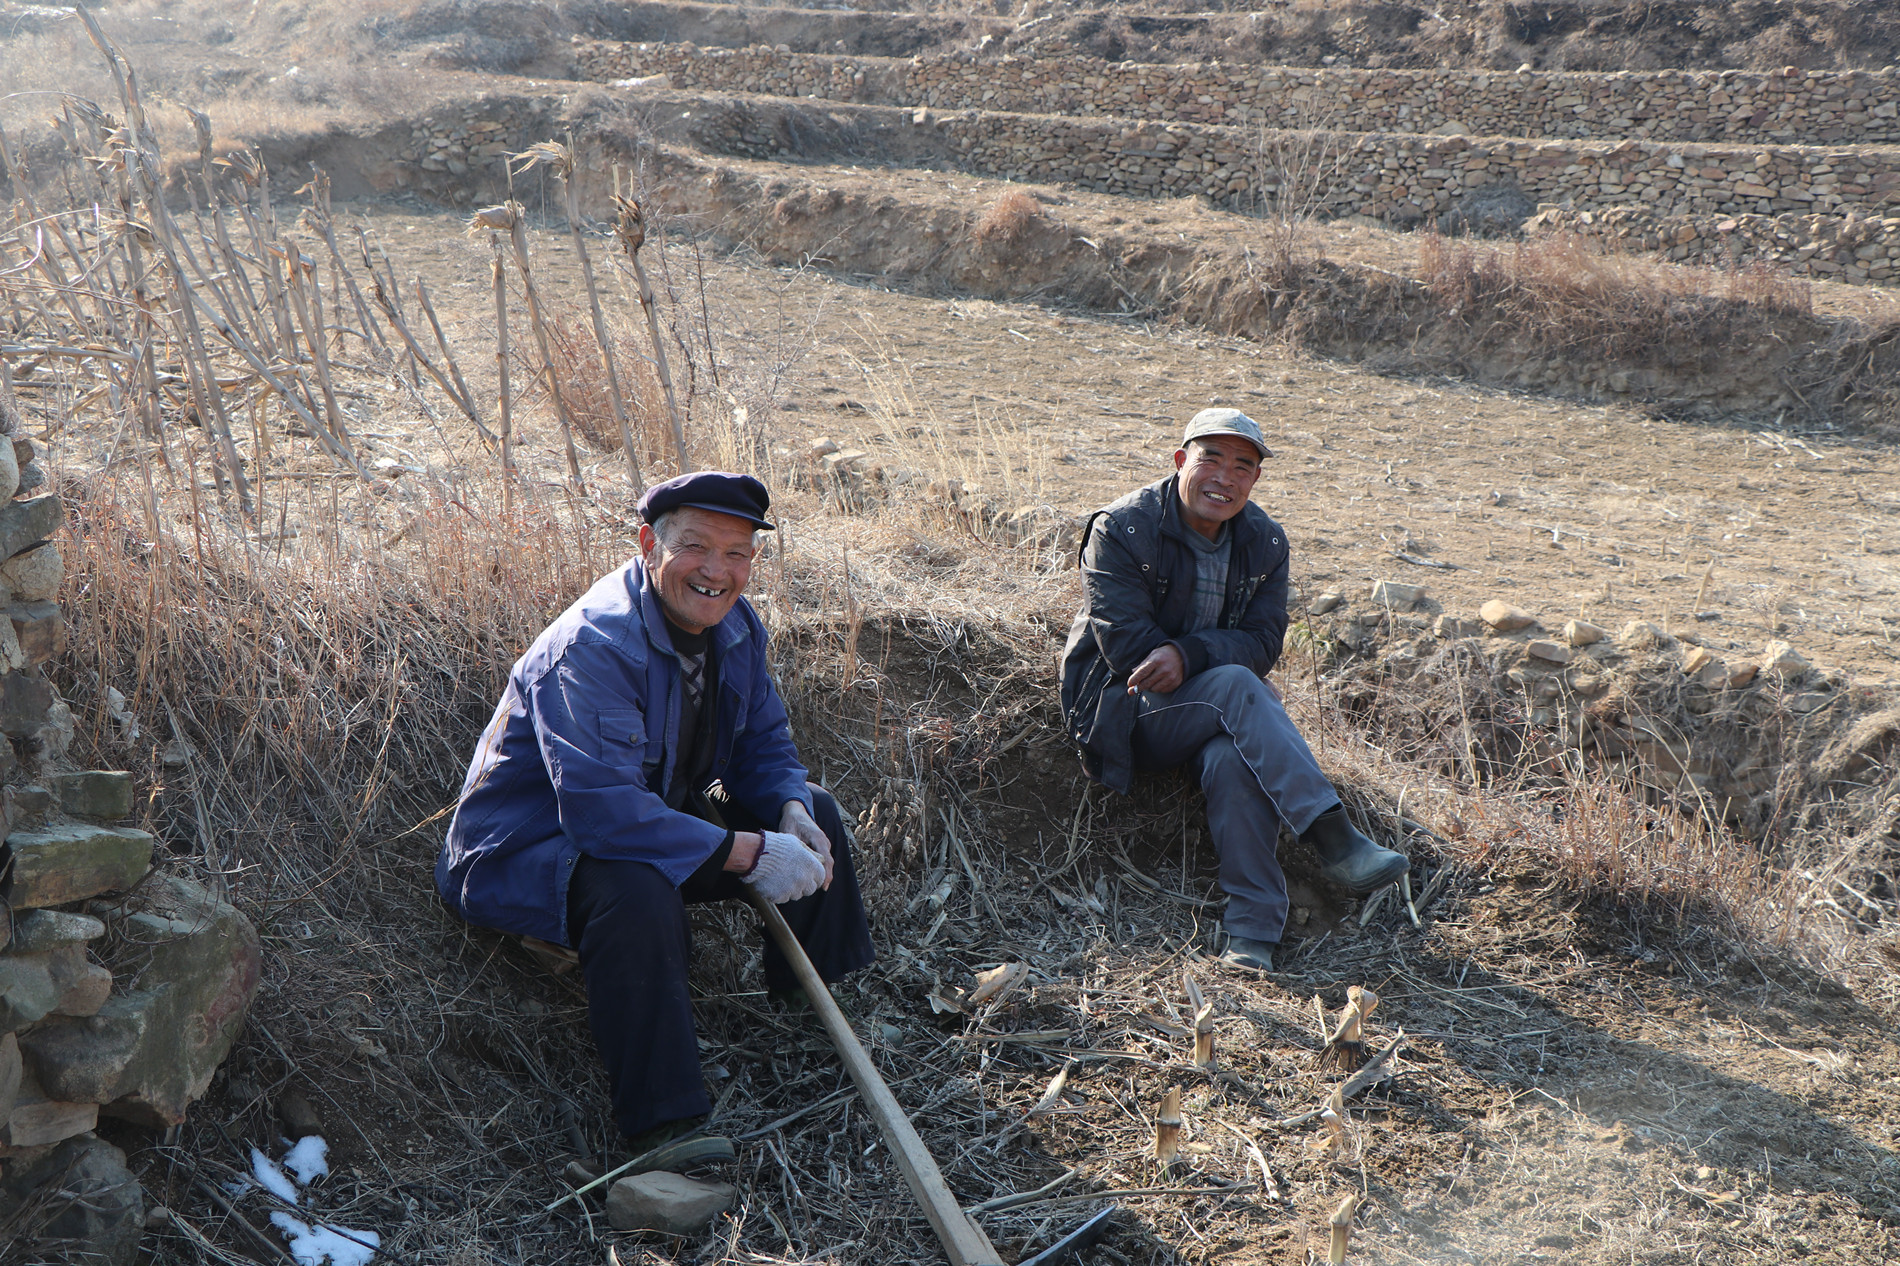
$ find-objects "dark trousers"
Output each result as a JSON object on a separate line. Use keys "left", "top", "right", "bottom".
{"left": 1132, "top": 664, "right": 1340, "bottom": 944}
{"left": 565, "top": 783, "right": 876, "bottom": 1139}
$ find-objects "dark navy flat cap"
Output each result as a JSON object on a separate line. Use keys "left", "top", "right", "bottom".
{"left": 637, "top": 471, "right": 776, "bottom": 530}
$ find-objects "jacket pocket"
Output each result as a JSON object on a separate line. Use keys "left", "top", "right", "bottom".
{"left": 596, "top": 708, "right": 646, "bottom": 764}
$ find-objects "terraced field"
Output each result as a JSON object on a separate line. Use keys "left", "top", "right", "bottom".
{"left": 3, "top": 3, "right": 1900, "bottom": 1265}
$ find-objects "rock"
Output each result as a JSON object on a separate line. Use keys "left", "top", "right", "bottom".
{"left": 1479, "top": 599, "right": 1537, "bottom": 632}
{"left": 3, "top": 1069, "right": 97, "bottom": 1148}
{"left": 37, "top": 695, "right": 74, "bottom": 752}
{"left": 4, "top": 601, "right": 62, "bottom": 667}
{"left": 1439, "top": 182, "right": 1536, "bottom": 237}
{"left": 0, "top": 543, "right": 61, "bottom": 603}
{"left": 6, "top": 782, "right": 54, "bottom": 831}
{"left": 1, "top": 1033, "right": 19, "bottom": 1115}
{"left": 0, "top": 955, "right": 62, "bottom": 1031}
{"left": 50, "top": 772, "right": 134, "bottom": 822}
{"left": 1369, "top": 580, "right": 1426, "bottom": 610}
{"left": 0, "top": 495, "right": 62, "bottom": 565}
{"left": 1617, "top": 620, "right": 1673, "bottom": 651}
{"left": 4, "top": 824, "right": 153, "bottom": 909}
{"left": 21, "top": 874, "right": 260, "bottom": 1125}
{"left": 0, "top": 1133, "right": 143, "bottom": 1265}
{"left": 277, "top": 1090, "right": 325, "bottom": 1141}
{"left": 1525, "top": 640, "right": 1572, "bottom": 663}
{"left": 1563, "top": 619, "right": 1609, "bottom": 647}
{"left": 0, "top": 617, "right": 20, "bottom": 672}
{"left": 1434, "top": 614, "right": 1481, "bottom": 639}
{"left": 0, "top": 602, "right": 58, "bottom": 671}
{"left": 805, "top": 436, "right": 839, "bottom": 460}
{"left": 1308, "top": 592, "right": 1342, "bottom": 615}
{"left": 0, "top": 438, "right": 17, "bottom": 503}
{"left": 8, "top": 910, "right": 106, "bottom": 953}
{"left": 1684, "top": 647, "right": 1728, "bottom": 685}
{"left": 1760, "top": 640, "right": 1809, "bottom": 677}
{"left": 34, "top": 698, "right": 72, "bottom": 760}
{"left": 1569, "top": 671, "right": 1608, "bottom": 697}
{"left": 54, "top": 965, "right": 113, "bottom": 1019}
{"left": 0, "top": 669, "right": 54, "bottom": 737}
{"left": 607, "top": 1170, "right": 736, "bottom": 1234}
{"left": 1725, "top": 663, "right": 1760, "bottom": 689}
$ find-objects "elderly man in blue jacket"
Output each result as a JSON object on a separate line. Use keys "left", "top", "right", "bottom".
{"left": 1061, "top": 409, "right": 1407, "bottom": 974}
{"left": 437, "top": 471, "right": 874, "bottom": 1155}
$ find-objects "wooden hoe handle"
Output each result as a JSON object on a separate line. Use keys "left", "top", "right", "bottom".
{"left": 749, "top": 893, "right": 1004, "bottom": 1266}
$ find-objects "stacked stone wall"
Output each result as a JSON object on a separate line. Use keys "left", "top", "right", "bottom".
{"left": 1527, "top": 206, "right": 1900, "bottom": 284}
{"left": 575, "top": 40, "right": 1900, "bottom": 147}
{"left": 677, "top": 97, "right": 1900, "bottom": 223}
{"left": 347, "top": 94, "right": 1900, "bottom": 286}
{"left": 0, "top": 366, "right": 261, "bottom": 1264}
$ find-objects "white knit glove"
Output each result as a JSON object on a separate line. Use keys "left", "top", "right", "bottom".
{"left": 741, "top": 831, "right": 826, "bottom": 905}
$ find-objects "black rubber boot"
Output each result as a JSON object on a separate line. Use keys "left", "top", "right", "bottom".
{"left": 1301, "top": 805, "right": 1409, "bottom": 894}
{"left": 1216, "top": 933, "right": 1277, "bottom": 972}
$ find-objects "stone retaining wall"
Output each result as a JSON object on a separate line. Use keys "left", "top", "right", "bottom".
{"left": 675, "top": 94, "right": 1900, "bottom": 223}
{"left": 1527, "top": 206, "right": 1900, "bottom": 284}
{"left": 0, "top": 367, "right": 261, "bottom": 1265}
{"left": 574, "top": 39, "right": 1900, "bottom": 147}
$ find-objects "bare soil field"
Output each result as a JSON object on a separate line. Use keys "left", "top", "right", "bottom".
{"left": 2, "top": 3, "right": 1899, "bottom": 1266}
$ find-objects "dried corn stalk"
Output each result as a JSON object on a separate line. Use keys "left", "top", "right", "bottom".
{"left": 968, "top": 961, "right": 1028, "bottom": 1009}
{"left": 1318, "top": 985, "right": 1379, "bottom": 1071}
{"left": 1183, "top": 970, "right": 1216, "bottom": 1068}
{"left": 1329, "top": 1193, "right": 1360, "bottom": 1263}
{"left": 1154, "top": 1086, "right": 1182, "bottom": 1170}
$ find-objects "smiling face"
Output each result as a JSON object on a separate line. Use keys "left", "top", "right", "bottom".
{"left": 639, "top": 507, "right": 760, "bottom": 635}
{"left": 1173, "top": 435, "right": 1264, "bottom": 539}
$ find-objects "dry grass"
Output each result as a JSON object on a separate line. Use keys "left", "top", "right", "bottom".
{"left": 973, "top": 189, "right": 1043, "bottom": 246}
{"left": 540, "top": 312, "right": 670, "bottom": 457}
{"left": 1418, "top": 230, "right": 1815, "bottom": 361}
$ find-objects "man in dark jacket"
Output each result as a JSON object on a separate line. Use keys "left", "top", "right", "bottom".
{"left": 1060, "top": 409, "right": 1406, "bottom": 972}
{"left": 437, "top": 472, "right": 874, "bottom": 1153}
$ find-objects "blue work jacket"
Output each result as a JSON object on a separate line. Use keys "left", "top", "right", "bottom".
{"left": 434, "top": 557, "right": 813, "bottom": 946}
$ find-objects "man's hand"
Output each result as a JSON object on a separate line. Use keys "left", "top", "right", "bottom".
{"left": 779, "top": 800, "right": 835, "bottom": 889}
{"left": 724, "top": 831, "right": 764, "bottom": 874}
{"left": 1126, "top": 643, "right": 1187, "bottom": 695}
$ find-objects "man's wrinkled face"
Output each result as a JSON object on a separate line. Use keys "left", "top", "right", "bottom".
{"left": 1174, "top": 435, "right": 1263, "bottom": 537}
{"left": 639, "top": 507, "right": 759, "bottom": 634}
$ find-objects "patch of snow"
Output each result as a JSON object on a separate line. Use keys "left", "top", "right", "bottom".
{"left": 250, "top": 1148, "right": 300, "bottom": 1206}
{"left": 284, "top": 1136, "right": 329, "bottom": 1185}
{"left": 268, "top": 1213, "right": 381, "bottom": 1266}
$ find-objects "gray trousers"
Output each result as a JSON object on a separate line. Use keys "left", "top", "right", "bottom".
{"left": 1132, "top": 664, "right": 1339, "bottom": 942}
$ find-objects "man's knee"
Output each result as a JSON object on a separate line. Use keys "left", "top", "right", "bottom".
{"left": 1193, "top": 663, "right": 1274, "bottom": 705}
{"left": 806, "top": 783, "right": 850, "bottom": 850}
